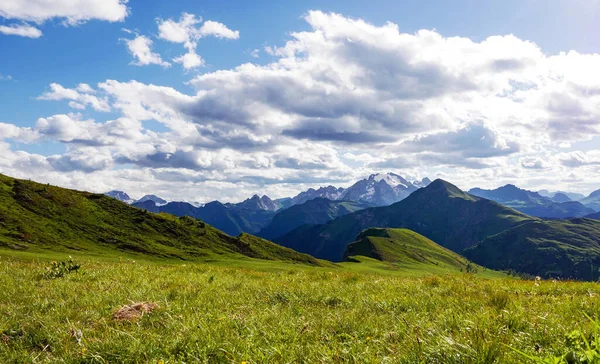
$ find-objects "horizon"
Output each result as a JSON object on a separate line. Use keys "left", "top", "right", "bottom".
{"left": 1, "top": 0, "right": 600, "bottom": 202}
{"left": 25, "top": 171, "right": 595, "bottom": 204}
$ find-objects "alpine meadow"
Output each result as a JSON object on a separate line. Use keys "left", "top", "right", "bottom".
{"left": 1, "top": 1, "right": 600, "bottom": 363}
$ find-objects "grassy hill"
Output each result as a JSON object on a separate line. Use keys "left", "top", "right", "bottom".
{"left": 0, "top": 174, "right": 320, "bottom": 265}
{"left": 344, "top": 228, "right": 478, "bottom": 273}
{"left": 258, "top": 198, "right": 372, "bottom": 240}
{"left": 275, "top": 179, "right": 533, "bottom": 262}
{"left": 465, "top": 218, "right": 600, "bottom": 279}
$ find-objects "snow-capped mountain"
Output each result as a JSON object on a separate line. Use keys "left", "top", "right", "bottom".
{"left": 286, "top": 173, "right": 430, "bottom": 207}
{"left": 291, "top": 186, "right": 346, "bottom": 205}
{"left": 340, "top": 173, "right": 428, "bottom": 206}
{"left": 104, "top": 190, "right": 135, "bottom": 204}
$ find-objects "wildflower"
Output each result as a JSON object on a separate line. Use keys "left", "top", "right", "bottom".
{"left": 158, "top": 360, "right": 165, "bottom": 364}
{"left": 81, "top": 347, "right": 87, "bottom": 355}
{"left": 366, "top": 336, "right": 372, "bottom": 341}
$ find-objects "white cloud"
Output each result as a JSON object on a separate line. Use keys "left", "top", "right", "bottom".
{"left": 173, "top": 49, "right": 205, "bottom": 70}
{"left": 520, "top": 156, "right": 551, "bottom": 170}
{"left": 0, "top": 0, "right": 129, "bottom": 25}
{"left": 0, "top": 73, "right": 13, "bottom": 81}
{"left": 76, "top": 83, "right": 95, "bottom": 93}
{"left": 199, "top": 20, "right": 239, "bottom": 39}
{"left": 157, "top": 12, "right": 201, "bottom": 45}
{"left": 250, "top": 49, "right": 260, "bottom": 58}
{"left": 38, "top": 83, "right": 111, "bottom": 111}
{"left": 0, "top": 23, "right": 42, "bottom": 38}
{"left": 157, "top": 13, "right": 239, "bottom": 70}
{"left": 123, "top": 35, "right": 171, "bottom": 68}
{"left": 3, "top": 11, "right": 600, "bottom": 200}
{"left": 556, "top": 151, "right": 600, "bottom": 167}
{"left": 68, "top": 101, "right": 86, "bottom": 110}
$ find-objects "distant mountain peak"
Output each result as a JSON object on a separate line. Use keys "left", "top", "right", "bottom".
{"left": 367, "top": 172, "right": 409, "bottom": 188}
{"left": 551, "top": 192, "right": 572, "bottom": 203}
{"left": 417, "top": 177, "right": 432, "bottom": 187}
{"left": 104, "top": 190, "right": 134, "bottom": 204}
{"left": 589, "top": 189, "right": 600, "bottom": 199}
{"left": 427, "top": 179, "right": 470, "bottom": 197}
{"left": 338, "top": 172, "right": 429, "bottom": 206}
{"left": 291, "top": 185, "right": 346, "bottom": 205}
{"left": 137, "top": 194, "right": 167, "bottom": 205}
{"left": 236, "top": 194, "right": 278, "bottom": 211}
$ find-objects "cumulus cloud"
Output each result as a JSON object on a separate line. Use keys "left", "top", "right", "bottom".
{"left": 397, "top": 121, "right": 520, "bottom": 158}
{"left": 0, "top": 0, "right": 129, "bottom": 25}
{"left": 556, "top": 151, "right": 600, "bottom": 167}
{"left": 157, "top": 13, "right": 239, "bottom": 69}
{"left": 173, "top": 49, "right": 205, "bottom": 69}
{"left": 48, "top": 150, "right": 113, "bottom": 173}
{"left": 520, "top": 156, "right": 551, "bottom": 170}
{"left": 199, "top": 20, "right": 239, "bottom": 39}
{"left": 157, "top": 13, "right": 202, "bottom": 44}
{"left": 38, "top": 83, "right": 111, "bottom": 111}
{"left": 3, "top": 10, "right": 600, "bottom": 200}
{"left": 123, "top": 35, "right": 171, "bottom": 68}
{"left": 0, "top": 23, "right": 42, "bottom": 38}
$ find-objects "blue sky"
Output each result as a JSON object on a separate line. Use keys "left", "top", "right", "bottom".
{"left": 0, "top": 0, "right": 599, "bottom": 202}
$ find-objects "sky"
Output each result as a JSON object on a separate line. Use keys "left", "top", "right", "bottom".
{"left": 1, "top": 0, "right": 600, "bottom": 203}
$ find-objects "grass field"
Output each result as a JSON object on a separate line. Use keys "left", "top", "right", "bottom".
{"left": 2, "top": 251, "right": 600, "bottom": 363}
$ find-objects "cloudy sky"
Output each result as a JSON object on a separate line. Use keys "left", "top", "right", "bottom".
{"left": 1, "top": 0, "right": 599, "bottom": 202}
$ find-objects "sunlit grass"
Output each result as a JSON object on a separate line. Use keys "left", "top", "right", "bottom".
{"left": 1, "top": 253, "right": 600, "bottom": 363}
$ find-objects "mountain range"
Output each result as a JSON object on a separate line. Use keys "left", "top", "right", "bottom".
{"left": 258, "top": 198, "right": 373, "bottom": 241}
{"left": 5, "top": 171, "right": 600, "bottom": 279}
{"left": 538, "top": 188, "right": 600, "bottom": 212}
{"left": 275, "top": 180, "right": 532, "bottom": 261}
{"left": 275, "top": 179, "right": 600, "bottom": 279}
{"left": 469, "top": 184, "right": 595, "bottom": 218}
{"left": 133, "top": 198, "right": 275, "bottom": 237}
{"left": 117, "top": 173, "right": 431, "bottom": 237}
{"left": 538, "top": 189, "right": 586, "bottom": 202}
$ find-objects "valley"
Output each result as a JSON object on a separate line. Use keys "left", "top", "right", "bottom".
{"left": 2, "top": 172, "right": 600, "bottom": 363}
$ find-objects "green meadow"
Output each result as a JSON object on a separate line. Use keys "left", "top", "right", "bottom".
{"left": 2, "top": 251, "right": 600, "bottom": 363}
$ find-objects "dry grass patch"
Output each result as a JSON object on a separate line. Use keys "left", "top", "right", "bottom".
{"left": 112, "top": 302, "right": 159, "bottom": 322}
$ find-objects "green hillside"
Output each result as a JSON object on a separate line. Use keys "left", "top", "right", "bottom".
{"left": 0, "top": 174, "right": 320, "bottom": 265}
{"left": 276, "top": 179, "right": 533, "bottom": 262}
{"left": 465, "top": 218, "right": 600, "bottom": 279}
{"left": 259, "top": 198, "right": 371, "bottom": 240}
{"left": 344, "top": 228, "right": 477, "bottom": 273}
